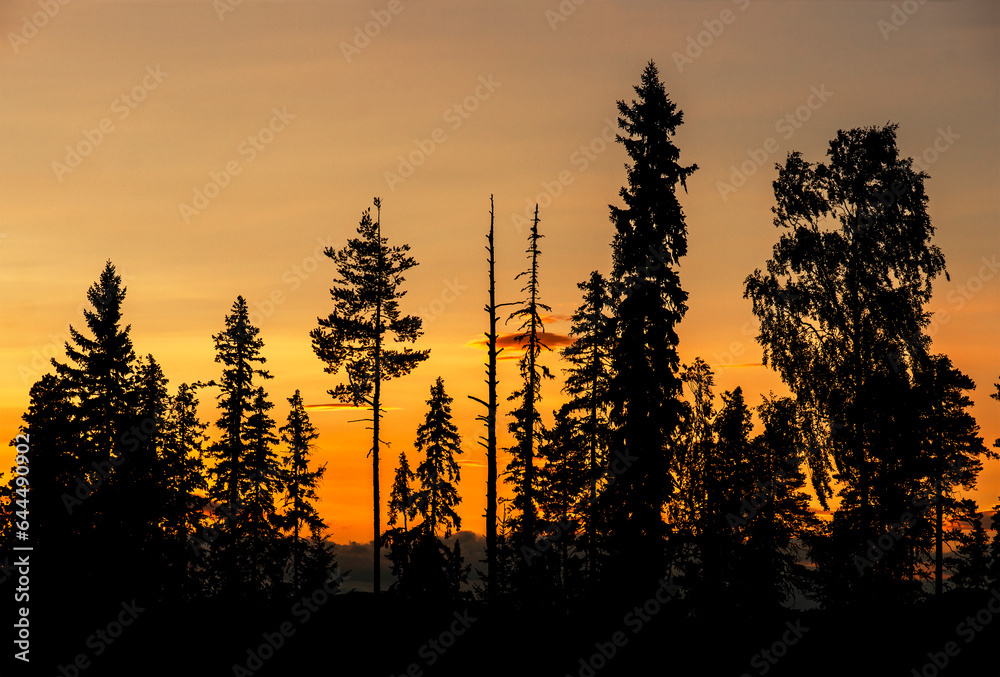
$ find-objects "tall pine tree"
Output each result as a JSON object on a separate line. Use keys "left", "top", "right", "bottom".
{"left": 311, "top": 197, "right": 429, "bottom": 594}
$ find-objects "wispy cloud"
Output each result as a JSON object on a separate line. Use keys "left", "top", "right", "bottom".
{"left": 465, "top": 331, "right": 574, "bottom": 359}
{"left": 305, "top": 403, "right": 401, "bottom": 412}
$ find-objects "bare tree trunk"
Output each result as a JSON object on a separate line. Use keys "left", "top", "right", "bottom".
{"left": 470, "top": 196, "right": 501, "bottom": 604}
{"left": 373, "top": 202, "right": 384, "bottom": 596}
{"left": 522, "top": 205, "right": 541, "bottom": 547}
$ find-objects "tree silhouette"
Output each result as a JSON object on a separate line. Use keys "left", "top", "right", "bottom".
{"left": 388, "top": 451, "right": 417, "bottom": 533}
{"left": 468, "top": 195, "right": 511, "bottom": 605}
{"left": 504, "top": 205, "right": 553, "bottom": 553}
{"left": 414, "top": 377, "right": 463, "bottom": 539}
{"left": 278, "top": 389, "right": 327, "bottom": 591}
{"left": 946, "top": 499, "right": 992, "bottom": 591}
{"left": 240, "top": 386, "right": 284, "bottom": 598}
{"left": 310, "top": 197, "right": 429, "bottom": 594}
{"left": 605, "top": 61, "right": 697, "bottom": 595}
{"left": 536, "top": 403, "right": 588, "bottom": 599}
{"left": 51, "top": 261, "right": 136, "bottom": 476}
{"left": 126, "top": 354, "right": 171, "bottom": 597}
{"left": 745, "top": 123, "right": 948, "bottom": 598}
{"left": 385, "top": 451, "right": 418, "bottom": 587}
{"left": 207, "top": 296, "right": 273, "bottom": 598}
{"left": 910, "top": 355, "right": 991, "bottom": 594}
{"left": 159, "top": 382, "right": 210, "bottom": 599}
{"left": 741, "top": 394, "right": 821, "bottom": 610}
{"left": 561, "top": 271, "right": 614, "bottom": 581}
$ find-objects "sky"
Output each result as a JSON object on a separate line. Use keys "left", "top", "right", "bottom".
{"left": 1, "top": 0, "right": 997, "bottom": 546}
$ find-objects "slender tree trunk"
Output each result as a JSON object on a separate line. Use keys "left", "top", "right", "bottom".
{"left": 588, "top": 309, "right": 599, "bottom": 582}
{"left": 293, "top": 444, "right": 300, "bottom": 590}
{"left": 935, "top": 470, "right": 943, "bottom": 595}
{"left": 850, "top": 233, "right": 871, "bottom": 590}
{"left": 470, "top": 196, "right": 500, "bottom": 604}
{"left": 373, "top": 202, "right": 384, "bottom": 596}
{"left": 522, "top": 205, "right": 541, "bottom": 547}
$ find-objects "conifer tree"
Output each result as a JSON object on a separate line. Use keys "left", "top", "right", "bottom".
{"left": 741, "top": 395, "right": 821, "bottom": 610}
{"left": 946, "top": 500, "right": 992, "bottom": 591}
{"left": 311, "top": 197, "right": 429, "bottom": 594}
{"left": 208, "top": 296, "right": 272, "bottom": 514}
{"left": 126, "top": 355, "right": 171, "bottom": 595}
{"left": 49, "top": 262, "right": 138, "bottom": 597}
{"left": 504, "top": 205, "right": 552, "bottom": 548}
{"left": 240, "top": 386, "right": 283, "bottom": 596}
{"left": 536, "top": 404, "right": 588, "bottom": 595}
{"left": 278, "top": 390, "right": 327, "bottom": 590}
{"left": 605, "top": 62, "right": 697, "bottom": 594}
{"left": 388, "top": 451, "right": 417, "bottom": 533}
{"left": 160, "top": 382, "right": 210, "bottom": 599}
{"left": 207, "top": 296, "right": 273, "bottom": 597}
{"left": 911, "top": 355, "right": 991, "bottom": 594}
{"left": 561, "top": 271, "right": 614, "bottom": 579}
{"left": 414, "top": 377, "right": 463, "bottom": 539}
{"left": 385, "top": 451, "right": 418, "bottom": 588}
{"left": 51, "top": 261, "right": 136, "bottom": 473}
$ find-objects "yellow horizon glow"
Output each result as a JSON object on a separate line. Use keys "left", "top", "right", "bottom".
{"left": 1, "top": 0, "right": 997, "bottom": 544}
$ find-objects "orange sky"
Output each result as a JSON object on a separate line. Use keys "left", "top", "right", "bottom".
{"left": 1, "top": 0, "right": 997, "bottom": 544}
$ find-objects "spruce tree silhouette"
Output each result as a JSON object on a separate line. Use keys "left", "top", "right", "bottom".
{"left": 206, "top": 295, "right": 273, "bottom": 601}
{"left": 277, "top": 389, "right": 328, "bottom": 591}
{"left": 159, "top": 382, "right": 210, "bottom": 600}
{"left": 605, "top": 61, "right": 697, "bottom": 599}
{"left": 560, "top": 271, "right": 614, "bottom": 584}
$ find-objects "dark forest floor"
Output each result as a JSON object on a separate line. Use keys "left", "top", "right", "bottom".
{"left": 19, "top": 587, "right": 997, "bottom": 677}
